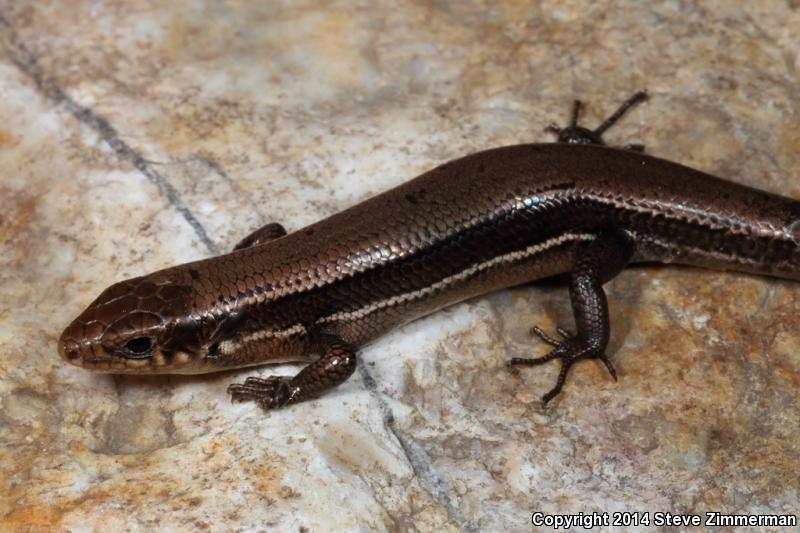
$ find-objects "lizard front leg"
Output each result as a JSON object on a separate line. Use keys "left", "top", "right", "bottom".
{"left": 233, "top": 222, "right": 288, "bottom": 251}
{"left": 227, "top": 337, "right": 357, "bottom": 411}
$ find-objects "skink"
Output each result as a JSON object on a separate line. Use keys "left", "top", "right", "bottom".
{"left": 58, "top": 93, "right": 800, "bottom": 410}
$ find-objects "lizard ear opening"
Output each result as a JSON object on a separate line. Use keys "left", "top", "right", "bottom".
{"left": 206, "top": 341, "right": 220, "bottom": 361}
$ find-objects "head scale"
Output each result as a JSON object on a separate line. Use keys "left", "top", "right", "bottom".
{"left": 58, "top": 268, "right": 209, "bottom": 374}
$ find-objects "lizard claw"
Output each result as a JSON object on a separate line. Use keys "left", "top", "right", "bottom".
{"left": 529, "top": 325, "right": 562, "bottom": 347}
{"left": 600, "top": 354, "right": 618, "bottom": 381}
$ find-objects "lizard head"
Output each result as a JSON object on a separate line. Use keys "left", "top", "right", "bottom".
{"left": 58, "top": 268, "right": 210, "bottom": 374}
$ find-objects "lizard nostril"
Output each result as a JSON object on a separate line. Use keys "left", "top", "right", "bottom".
{"left": 59, "top": 336, "right": 81, "bottom": 361}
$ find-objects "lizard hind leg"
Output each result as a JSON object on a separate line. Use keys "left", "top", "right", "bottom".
{"left": 545, "top": 91, "right": 648, "bottom": 149}
{"left": 509, "top": 229, "right": 632, "bottom": 405}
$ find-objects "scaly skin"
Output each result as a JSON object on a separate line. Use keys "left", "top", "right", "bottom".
{"left": 58, "top": 94, "right": 800, "bottom": 409}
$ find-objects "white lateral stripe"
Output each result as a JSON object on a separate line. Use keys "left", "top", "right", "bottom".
{"left": 241, "top": 323, "right": 307, "bottom": 342}
{"left": 218, "top": 323, "right": 307, "bottom": 355}
{"left": 636, "top": 233, "right": 761, "bottom": 265}
{"left": 317, "top": 232, "right": 596, "bottom": 324}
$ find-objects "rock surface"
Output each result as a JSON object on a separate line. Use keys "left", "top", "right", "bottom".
{"left": 1, "top": 1, "right": 799, "bottom": 531}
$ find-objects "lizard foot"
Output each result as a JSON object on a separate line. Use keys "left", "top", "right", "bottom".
{"left": 508, "top": 325, "right": 617, "bottom": 405}
{"left": 227, "top": 375, "right": 298, "bottom": 410}
{"left": 546, "top": 91, "right": 648, "bottom": 149}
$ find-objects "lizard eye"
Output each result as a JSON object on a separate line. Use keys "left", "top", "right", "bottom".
{"left": 122, "top": 336, "right": 153, "bottom": 358}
